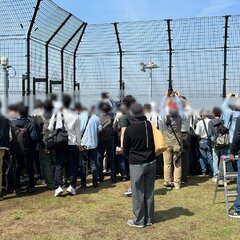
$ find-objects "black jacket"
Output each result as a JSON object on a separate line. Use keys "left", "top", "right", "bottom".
{"left": 0, "top": 114, "right": 10, "bottom": 149}
{"left": 123, "top": 116, "right": 155, "bottom": 165}
{"left": 231, "top": 116, "right": 240, "bottom": 155}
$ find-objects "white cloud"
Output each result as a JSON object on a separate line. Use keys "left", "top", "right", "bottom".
{"left": 198, "top": 0, "right": 239, "bottom": 16}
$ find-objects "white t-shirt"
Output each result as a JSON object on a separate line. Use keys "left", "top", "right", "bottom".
{"left": 195, "top": 118, "right": 212, "bottom": 139}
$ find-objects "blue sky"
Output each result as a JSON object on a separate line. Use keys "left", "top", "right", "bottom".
{"left": 54, "top": 0, "right": 240, "bottom": 23}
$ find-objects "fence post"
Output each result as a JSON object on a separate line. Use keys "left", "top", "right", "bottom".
{"left": 45, "top": 14, "right": 72, "bottom": 94}
{"left": 26, "top": 0, "right": 42, "bottom": 96}
{"left": 60, "top": 23, "right": 85, "bottom": 93}
{"left": 166, "top": 19, "right": 173, "bottom": 91}
{"left": 223, "top": 15, "right": 230, "bottom": 99}
{"left": 73, "top": 23, "right": 87, "bottom": 91}
{"left": 113, "top": 22, "right": 124, "bottom": 101}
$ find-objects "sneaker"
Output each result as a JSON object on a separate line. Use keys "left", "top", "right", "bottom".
{"left": 218, "top": 180, "right": 224, "bottom": 186}
{"left": 146, "top": 222, "right": 153, "bottom": 226}
{"left": 164, "top": 183, "right": 173, "bottom": 190}
{"left": 54, "top": 186, "right": 64, "bottom": 197}
{"left": 27, "top": 187, "right": 35, "bottom": 194}
{"left": 127, "top": 219, "right": 145, "bottom": 228}
{"left": 93, "top": 182, "right": 99, "bottom": 188}
{"left": 15, "top": 189, "right": 21, "bottom": 196}
{"left": 121, "top": 176, "right": 128, "bottom": 182}
{"left": 67, "top": 185, "right": 76, "bottom": 195}
{"left": 228, "top": 207, "right": 240, "bottom": 218}
{"left": 212, "top": 177, "right": 217, "bottom": 183}
{"left": 124, "top": 188, "right": 132, "bottom": 197}
{"left": 174, "top": 185, "right": 181, "bottom": 190}
{"left": 0, "top": 194, "right": 4, "bottom": 201}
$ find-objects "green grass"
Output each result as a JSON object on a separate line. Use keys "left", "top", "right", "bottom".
{"left": 0, "top": 176, "right": 239, "bottom": 240}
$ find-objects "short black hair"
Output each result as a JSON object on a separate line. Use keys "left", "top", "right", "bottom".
{"left": 43, "top": 100, "right": 53, "bottom": 111}
{"left": 62, "top": 94, "right": 72, "bottom": 108}
{"left": 17, "top": 104, "right": 29, "bottom": 117}
{"left": 8, "top": 104, "right": 18, "bottom": 112}
{"left": 34, "top": 99, "right": 43, "bottom": 109}
{"left": 50, "top": 94, "right": 57, "bottom": 101}
{"left": 101, "top": 92, "right": 109, "bottom": 99}
{"left": 99, "top": 101, "right": 112, "bottom": 113}
{"left": 212, "top": 107, "right": 222, "bottom": 117}
{"left": 123, "top": 95, "right": 136, "bottom": 109}
{"left": 75, "top": 102, "right": 82, "bottom": 111}
{"left": 144, "top": 103, "right": 151, "bottom": 111}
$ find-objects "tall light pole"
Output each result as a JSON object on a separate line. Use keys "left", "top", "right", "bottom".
{"left": 0, "top": 57, "right": 10, "bottom": 108}
{"left": 0, "top": 57, "right": 16, "bottom": 110}
{"left": 140, "top": 62, "right": 159, "bottom": 102}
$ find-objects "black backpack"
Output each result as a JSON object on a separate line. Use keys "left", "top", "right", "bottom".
{"left": 11, "top": 123, "right": 31, "bottom": 156}
{"left": 45, "top": 113, "right": 68, "bottom": 150}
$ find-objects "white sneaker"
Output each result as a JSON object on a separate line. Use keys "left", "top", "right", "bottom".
{"left": 54, "top": 186, "right": 64, "bottom": 197}
{"left": 127, "top": 219, "right": 144, "bottom": 228}
{"left": 174, "top": 185, "right": 181, "bottom": 190}
{"left": 212, "top": 177, "right": 217, "bottom": 183}
{"left": 67, "top": 185, "right": 76, "bottom": 195}
{"left": 124, "top": 188, "right": 132, "bottom": 197}
{"left": 218, "top": 180, "right": 224, "bottom": 186}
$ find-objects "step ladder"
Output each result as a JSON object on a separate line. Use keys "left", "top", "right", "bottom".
{"left": 213, "top": 155, "right": 238, "bottom": 214}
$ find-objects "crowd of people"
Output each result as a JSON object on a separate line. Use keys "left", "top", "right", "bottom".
{"left": 0, "top": 90, "right": 240, "bottom": 227}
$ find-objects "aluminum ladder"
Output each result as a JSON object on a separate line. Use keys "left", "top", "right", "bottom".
{"left": 213, "top": 155, "right": 238, "bottom": 214}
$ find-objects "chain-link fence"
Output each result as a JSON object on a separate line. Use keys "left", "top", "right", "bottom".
{"left": 0, "top": 0, "right": 240, "bottom": 107}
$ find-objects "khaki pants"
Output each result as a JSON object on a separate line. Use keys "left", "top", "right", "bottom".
{"left": 163, "top": 147, "right": 182, "bottom": 186}
{"left": 0, "top": 150, "right": 5, "bottom": 194}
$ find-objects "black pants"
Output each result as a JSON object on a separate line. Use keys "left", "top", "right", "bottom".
{"left": 55, "top": 145, "right": 79, "bottom": 189}
{"left": 181, "top": 132, "right": 191, "bottom": 180}
{"left": 98, "top": 140, "right": 116, "bottom": 182}
{"left": 14, "top": 152, "right": 35, "bottom": 190}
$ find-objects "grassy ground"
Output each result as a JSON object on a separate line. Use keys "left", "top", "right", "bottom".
{"left": 0, "top": 176, "right": 239, "bottom": 240}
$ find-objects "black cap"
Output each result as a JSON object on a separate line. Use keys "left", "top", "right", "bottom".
{"left": 130, "top": 103, "right": 144, "bottom": 117}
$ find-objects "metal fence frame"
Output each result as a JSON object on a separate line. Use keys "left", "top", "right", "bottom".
{"left": 0, "top": 0, "right": 240, "bottom": 104}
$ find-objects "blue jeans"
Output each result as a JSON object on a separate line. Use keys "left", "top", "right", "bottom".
{"left": 212, "top": 147, "right": 234, "bottom": 179}
{"left": 118, "top": 154, "right": 127, "bottom": 178}
{"left": 80, "top": 148, "right": 99, "bottom": 185}
{"left": 212, "top": 147, "right": 229, "bottom": 179}
{"left": 234, "top": 159, "right": 240, "bottom": 212}
{"left": 98, "top": 140, "right": 116, "bottom": 182}
{"left": 199, "top": 140, "right": 213, "bottom": 175}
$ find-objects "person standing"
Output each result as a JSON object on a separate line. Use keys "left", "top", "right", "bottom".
{"left": 159, "top": 92, "right": 183, "bottom": 190}
{"left": 195, "top": 111, "right": 214, "bottom": 176}
{"left": 0, "top": 101, "right": 11, "bottom": 200}
{"left": 48, "top": 95, "right": 81, "bottom": 197}
{"left": 123, "top": 103, "right": 156, "bottom": 228}
{"left": 38, "top": 100, "right": 55, "bottom": 190}
{"left": 97, "top": 101, "right": 116, "bottom": 183}
{"left": 211, "top": 107, "right": 229, "bottom": 185}
{"left": 229, "top": 116, "right": 240, "bottom": 218}
{"left": 180, "top": 97, "right": 192, "bottom": 183}
{"left": 11, "top": 104, "right": 40, "bottom": 195}
{"left": 79, "top": 106, "right": 101, "bottom": 188}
